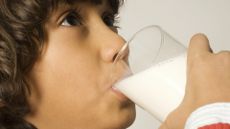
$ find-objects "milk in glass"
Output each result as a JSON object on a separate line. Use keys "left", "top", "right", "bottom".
{"left": 114, "top": 53, "right": 187, "bottom": 121}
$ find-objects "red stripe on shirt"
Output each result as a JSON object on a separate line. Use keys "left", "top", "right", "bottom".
{"left": 199, "top": 123, "right": 230, "bottom": 129}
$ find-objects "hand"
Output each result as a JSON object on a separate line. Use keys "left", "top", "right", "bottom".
{"left": 160, "top": 34, "right": 230, "bottom": 129}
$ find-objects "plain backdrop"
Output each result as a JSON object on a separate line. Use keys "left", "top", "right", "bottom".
{"left": 117, "top": 0, "right": 230, "bottom": 129}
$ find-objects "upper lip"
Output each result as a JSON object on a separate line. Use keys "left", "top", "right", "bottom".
{"left": 108, "top": 74, "right": 120, "bottom": 89}
{"left": 107, "top": 63, "right": 133, "bottom": 89}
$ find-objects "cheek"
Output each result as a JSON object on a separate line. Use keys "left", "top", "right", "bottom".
{"left": 45, "top": 47, "right": 99, "bottom": 93}
{"left": 35, "top": 30, "right": 104, "bottom": 104}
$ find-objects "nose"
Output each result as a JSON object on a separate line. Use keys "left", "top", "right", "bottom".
{"left": 102, "top": 33, "right": 126, "bottom": 63}
{"left": 92, "top": 25, "right": 127, "bottom": 63}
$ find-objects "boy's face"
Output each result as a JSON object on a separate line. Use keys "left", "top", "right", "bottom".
{"left": 26, "top": 0, "right": 136, "bottom": 129}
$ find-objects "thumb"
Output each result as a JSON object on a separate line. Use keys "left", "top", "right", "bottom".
{"left": 188, "top": 33, "right": 212, "bottom": 63}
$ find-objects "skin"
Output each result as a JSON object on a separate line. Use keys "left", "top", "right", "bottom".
{"left": 25, "top": 1, "right": 135, "bottom": 129}
{"left": 23, "top": 0, "right": 230, "bottom": 128}
{"left": 160, "top": 34, "right": 230, "bottom": 129}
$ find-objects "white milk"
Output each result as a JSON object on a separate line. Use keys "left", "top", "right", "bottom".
{"left": 114, "top": 53, "right": 187, "bottom": 122}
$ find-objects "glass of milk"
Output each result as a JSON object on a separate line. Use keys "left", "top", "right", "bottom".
{"left": 113, "top": 25, "right": 187, "bottom": 122}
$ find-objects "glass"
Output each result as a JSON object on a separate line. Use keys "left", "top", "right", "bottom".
{"left": 113, "top": 25, "right": 187, "bottom": 122}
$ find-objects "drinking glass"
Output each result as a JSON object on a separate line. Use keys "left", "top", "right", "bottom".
{"left": 113, "top": 25, "right": 187, "bottom": 122}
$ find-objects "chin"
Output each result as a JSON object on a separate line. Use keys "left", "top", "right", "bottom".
{"left": 112, "top": 104, "right": 136, "bottom": 129}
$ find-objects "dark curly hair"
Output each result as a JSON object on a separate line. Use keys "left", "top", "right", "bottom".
{"left": 0, "top": 0, "right": 122, "bottom": 128}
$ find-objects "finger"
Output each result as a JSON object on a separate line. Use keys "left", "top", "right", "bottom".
{"left": 188, "top": 33, "right": 213, "bottom": 59}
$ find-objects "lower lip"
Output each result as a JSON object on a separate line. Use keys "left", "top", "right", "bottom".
{"left": 110, "top": 86, "right": 130, "bottom": 101}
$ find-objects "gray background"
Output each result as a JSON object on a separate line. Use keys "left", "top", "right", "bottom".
{"left": 118, "top": 0, "right": 230, "bottom": 129}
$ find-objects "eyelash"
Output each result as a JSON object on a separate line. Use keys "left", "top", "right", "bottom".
{"left": 102, "top": 13, "right": 120, "bottom": 29}
{"left": 60, "top": 10, "right": 83, "bottom": 27}
{"left": 60, "top": 10, "right": 120, "bottom": 29}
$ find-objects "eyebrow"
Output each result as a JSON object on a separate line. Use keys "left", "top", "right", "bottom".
{"left": 49, "top": 0, "right": 120, "bottom": 23}
{"left": 55, "top": 8, "right": 76, "bottom": 25}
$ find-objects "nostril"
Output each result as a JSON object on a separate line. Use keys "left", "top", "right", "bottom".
{"left": 113, "top": 43, "right": 129, "bottom": 63}
{"left": 113, "top": 52, "right": 119, "bottom": 62}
